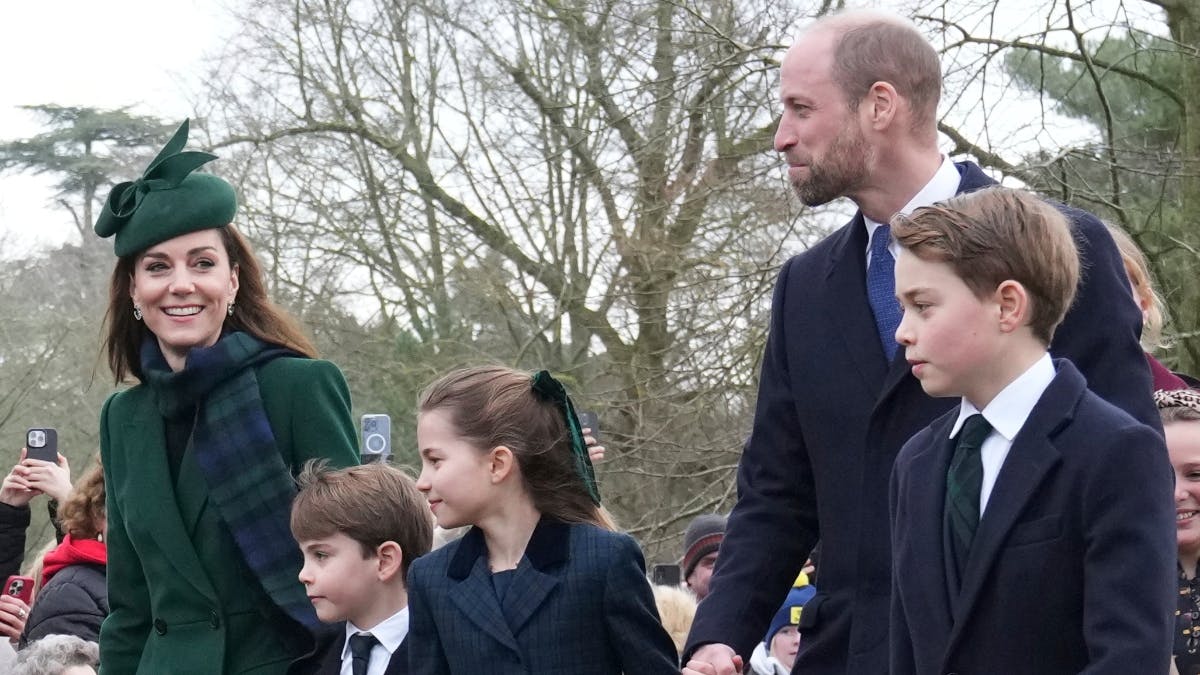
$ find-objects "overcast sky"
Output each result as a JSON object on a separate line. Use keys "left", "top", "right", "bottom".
{"left": 0, "top": 0, "right": 232, "bottom": 254}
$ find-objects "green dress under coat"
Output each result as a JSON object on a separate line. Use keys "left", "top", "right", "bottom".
{"left": 98, "top": 358, "right": 358, "bottom": 675}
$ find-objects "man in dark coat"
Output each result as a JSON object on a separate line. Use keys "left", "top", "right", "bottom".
{"left": 682, "top": 10, "right": 1159, "bottom": 675}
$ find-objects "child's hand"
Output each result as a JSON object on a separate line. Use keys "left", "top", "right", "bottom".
{"left": 683, "top": 643, "right": 743, "bottom": 674}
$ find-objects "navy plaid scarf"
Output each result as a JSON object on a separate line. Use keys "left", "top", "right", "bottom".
{"left": 141, "top": 331, "right": 320, "bottom": 630}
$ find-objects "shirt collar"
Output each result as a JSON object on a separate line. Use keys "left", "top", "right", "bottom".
{"left": 864, "top": 155, "right": 961, "bottom": 240}
{"left": 342, "top": 607, "right": 410, "bottom": 661}
{"left": 949, "top": 353, "right": 1056, "bottom": 440}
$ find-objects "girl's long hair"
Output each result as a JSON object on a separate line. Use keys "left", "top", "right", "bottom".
{"left": 418, "top": 365, "right": 614, "bottom": 530}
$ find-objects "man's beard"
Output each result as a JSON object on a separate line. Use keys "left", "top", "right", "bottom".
{"left": 791, "top": 125, "right": 871, "bottom": 207}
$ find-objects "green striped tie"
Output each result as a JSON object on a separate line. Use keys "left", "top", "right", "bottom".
{"left": 945, "top": 414, "right": 992, "bottom": 583}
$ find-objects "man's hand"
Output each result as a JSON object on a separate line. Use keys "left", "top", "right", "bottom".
{"left": 682, "top": 643, "right": 743, "bottom": 675}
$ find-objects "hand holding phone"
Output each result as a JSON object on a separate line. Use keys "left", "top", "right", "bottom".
{"left": 4, "top": 575, "right": 33, "bottom": 606}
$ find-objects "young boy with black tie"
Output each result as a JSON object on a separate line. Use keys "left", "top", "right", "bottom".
{"left": 888, "top": 187, "right": 1176, "bottom": 674}
{"left": 288, "top": 462, "right": 433, "bottom": 675}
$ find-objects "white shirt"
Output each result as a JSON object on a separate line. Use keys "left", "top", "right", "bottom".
{"left": 341, "top": 608, "right": 409, "bottom": 675}
{"left": 948, "top": 353, "right": 1056, "bottom": 514}
{"left": 863, "top": 155, "right": 961, "bottom": 271}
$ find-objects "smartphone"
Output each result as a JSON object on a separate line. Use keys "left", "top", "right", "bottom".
{"left": 25, "top": 428, "right": 58, "bottom": 463}
{"left": 577, "top": 410, "right": 599, "bottom": 440}
{"left": 360, "top": 414, "right": 391, "bottom": 464}
{"left": 4, "top": 575, "right": 33, "bottom": 605}
{"left": 651, "top": 563, "right": 681, "bottom": 587}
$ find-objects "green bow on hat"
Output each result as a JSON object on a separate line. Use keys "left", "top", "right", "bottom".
{"left": 94, "top": 119, "right": 237, "bottom": 257}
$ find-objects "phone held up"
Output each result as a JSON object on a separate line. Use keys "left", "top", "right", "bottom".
{"left": 4, "top": 575, "right": 33, "bottom": 606}
{"left": 25, "top": 427, "right": 58, "bottom": 463}
{"left": 577, "top": 410, "right": 599, "bottom": 440}
{"left": 360, "top": 414, "right": 392, "bottom": 464}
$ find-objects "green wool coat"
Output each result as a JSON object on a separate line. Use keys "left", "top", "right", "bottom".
{"left": 98, "top": 358, "right": 359, "bottom": 675}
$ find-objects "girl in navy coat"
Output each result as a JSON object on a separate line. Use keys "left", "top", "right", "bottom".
{"left": 407, "top": 366, "right": 678, "bottom": 674}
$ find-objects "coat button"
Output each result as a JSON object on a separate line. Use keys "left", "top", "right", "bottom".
{"left": 209, "top": 611, "right": 221, "bottom": 630}
{"left": 153, "top": 618, "right": 167, "bottom": 635}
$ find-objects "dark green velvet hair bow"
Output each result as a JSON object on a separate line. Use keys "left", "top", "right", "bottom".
{"left": 531, "top": 370, "right": 601, "bottom": 505}
{"left": 94, "top": 119, "right": 237, "bottom": 257}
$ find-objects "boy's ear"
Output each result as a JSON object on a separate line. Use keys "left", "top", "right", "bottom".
{"left": 375, "top": 541, "right": 404, "bottom": 582}
{"left": 995, "top": 279, "right": 1030, "bottom": 333}
{"left": 488, "top": 445, "right": 516, "bottom": 483}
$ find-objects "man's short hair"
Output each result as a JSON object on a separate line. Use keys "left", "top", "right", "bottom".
{"left": 811, "top": 11, "right": 942, "bottom": 130}
{"left": 291, "top": 461, "right": 433, "bottom": 579}
{"left": 891, "top": 187, "right": 1080, "bottom": 344}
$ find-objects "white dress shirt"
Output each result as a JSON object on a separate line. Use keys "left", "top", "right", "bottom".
{"left": 948, "top": 353, "right": 1056, "bottom": 514}
{"left": 864, "top": 154, "right": 962, "bottom": 271}
{"left": 341, "top": 607, "right": 409, "bottom": 675}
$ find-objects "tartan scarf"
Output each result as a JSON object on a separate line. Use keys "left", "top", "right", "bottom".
{"left": 140, "top": 331, "right": 320, "bottom": 630}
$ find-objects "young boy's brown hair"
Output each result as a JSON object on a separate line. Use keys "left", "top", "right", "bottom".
{"left": 291, "top": 461, "right": 433, "bottom": 579}
{"left": 890, "top": 186, "right": 1079, "bottom": 344}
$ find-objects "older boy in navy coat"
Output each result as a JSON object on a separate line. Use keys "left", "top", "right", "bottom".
{"left": 888, "top": 188, "right": 1175, "bottom": 674}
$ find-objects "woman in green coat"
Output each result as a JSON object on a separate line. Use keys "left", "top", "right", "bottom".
{"left": 93, "top": 120, "right": 359, "bottom": 674}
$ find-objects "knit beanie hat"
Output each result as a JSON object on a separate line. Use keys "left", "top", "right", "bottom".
{"left": 764, "top": 573, "right": 816, "bottom": 646}
{"left": 681, "top": 514, "right": 727, "bottom": 579}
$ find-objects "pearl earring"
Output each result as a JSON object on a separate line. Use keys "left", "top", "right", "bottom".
{"left": 133, "top": 305, "right": 143, "bottom": 321}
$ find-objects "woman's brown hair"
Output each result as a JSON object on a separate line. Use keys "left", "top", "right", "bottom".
{"left": 418, "top": 366, "right": 614, "bottom": 530}
{"left": 57, "top": 460, "right": 105, "bottom": 541}
{"left": 102, "top": 224, "right": 317, "bottom": 382}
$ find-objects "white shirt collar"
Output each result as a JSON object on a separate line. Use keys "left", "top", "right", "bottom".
{"left": 864, "top": 155, "right": 961, "bottom": 253}
{"left": 341, "top": 607, "right": 409, "bottom": 661}
{"left": 949, "top": 353, "right": 1056, "bottom": 441}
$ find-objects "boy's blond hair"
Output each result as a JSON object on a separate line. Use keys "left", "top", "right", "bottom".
{"left": 291, "top": 461, "right": 433, "bottom": 579}
{"left": 891, "top": 187, "right": 1079, "bottom": 344}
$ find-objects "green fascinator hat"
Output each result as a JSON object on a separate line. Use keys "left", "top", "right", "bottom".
{"left": 94, "top": 119, "right": 237, "bottom": 257}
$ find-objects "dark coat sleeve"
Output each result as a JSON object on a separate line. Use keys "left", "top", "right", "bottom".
{"left": 0, "top": 503, "right": 31, "bottom": 580}
{"left": 684, "top": 259, "right": 820, "bottom": 661}
{"left": 603, "top": 533, "right": 680, "bottom": 673}
{"left": 1050, "top": 207, "right": 1159, "bottom": 429}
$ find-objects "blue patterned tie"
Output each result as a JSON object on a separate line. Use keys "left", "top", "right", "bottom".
{"left": 867, "top": 224, "right": 902, "bottom": 360}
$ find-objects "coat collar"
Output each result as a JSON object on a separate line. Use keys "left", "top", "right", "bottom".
{"left": 943, "top": 359, "right": 1084, "bottom": 656}
{"left": 120, "top": 389, "right": 218, "bottom": 602}
{"left": 447, "top": 517, "right": 571, "bottom": 580}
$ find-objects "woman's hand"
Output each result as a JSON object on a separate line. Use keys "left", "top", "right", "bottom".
{"left": 583, "top": 428, "right": 605, "bottom": 463}
{"left": 0, "top": 595, "right": 29, "bottom": 643}
{"left": 0, "top": 451, "right": 34, "bottom": 508}
{"left": 20, "top": 453, "right": 72, "bottom": 503}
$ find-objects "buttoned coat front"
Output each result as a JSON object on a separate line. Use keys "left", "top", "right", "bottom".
{"left": 889, "top": 360, "right": 1176, "bottom": 675}
{"left": 98, "top": 358, "right": 359, "bottom": 675}
{"left": 407, "top": 519, "right": 679, "bottom": 674}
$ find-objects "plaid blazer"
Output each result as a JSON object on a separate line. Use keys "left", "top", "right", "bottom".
{"left": 408, "top": 519, "right": 678, "bottom": 674}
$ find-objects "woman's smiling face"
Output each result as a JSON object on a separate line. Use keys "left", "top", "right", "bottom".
{"left": 130, "top": 228, "right": 238, "bottom": 371}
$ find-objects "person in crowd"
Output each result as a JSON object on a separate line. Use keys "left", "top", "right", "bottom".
{"left": 749, "top": 574, "right": 816, "bottom": 675}
{"left": 0, "top": 452, "right": 73, "bottom": 644}
{"left": 1157, "top": 388, "right": 1200, "bottom": 675}
{"left": 681, "top": 514, "right": 725, "bottom": 601}
{"left": 682, "top": 10, "right": 1157, "bottom": 675}
{"left": 12, "top": 634, "right": 98, "bottom": 675}
{"left": 92, "top": 120, "right": 359, "bottom": 674}
{"left": 653, "top": 584, "right": 698, "bottom": 656}
{"left": 287, "top": 461, "right": 433, "bottom": 675}
{"left": 19, "top": 460, "right": 107, "bottom": 647}
{"left": 1109, "top": 223, "right": 1198, "bottom": 390}
{"left": 888, "top": 188, "right": 1174, "bottom": 673}
{"left": 407, "top": 366, "right": 678, "bottom": 673}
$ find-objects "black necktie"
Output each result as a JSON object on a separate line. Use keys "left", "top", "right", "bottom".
{"left": 349, "top": 632, "right": 378, "bottom": 675}
{"left": 944, "top": 414, "right": 992, "bottom": 583}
